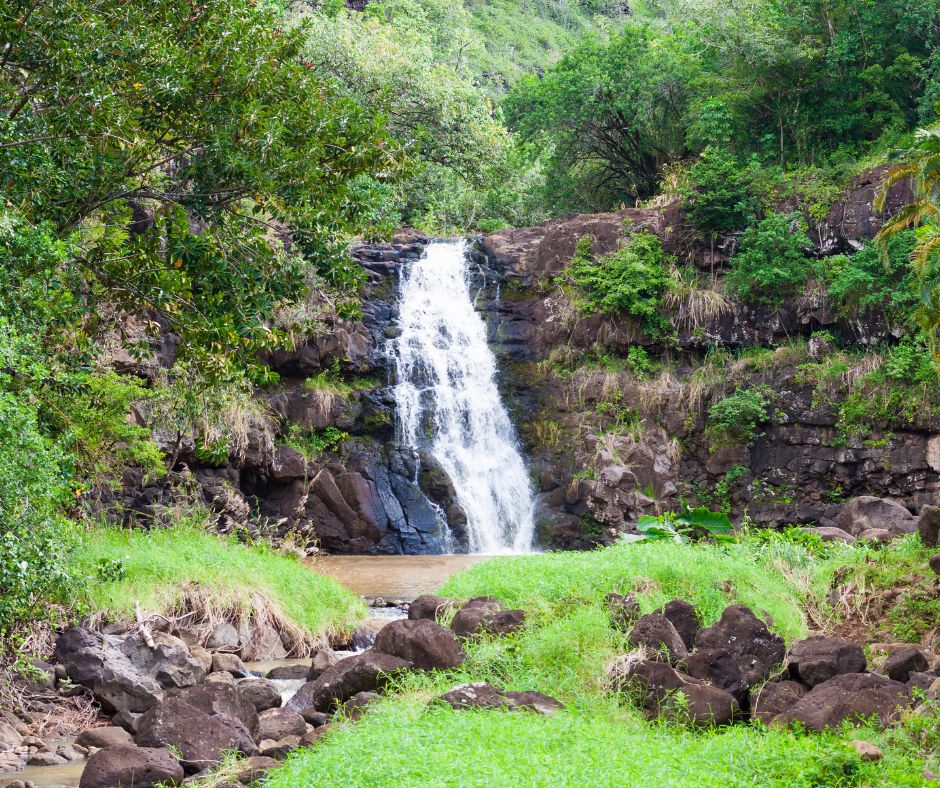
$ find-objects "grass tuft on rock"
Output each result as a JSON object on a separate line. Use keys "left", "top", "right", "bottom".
{"left": 69, "top": 519, "right": 365, "bottom": 651}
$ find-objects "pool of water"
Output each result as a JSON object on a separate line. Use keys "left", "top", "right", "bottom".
{"left": 309, "top": 554, "right": 489, "bottom": 600}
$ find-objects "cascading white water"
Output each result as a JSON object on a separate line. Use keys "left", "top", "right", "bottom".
{"left": 394, "top": 240, "right": 536, "bottom": 554}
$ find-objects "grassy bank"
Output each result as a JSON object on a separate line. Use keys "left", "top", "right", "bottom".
{"left": 268, "top": 538, "right": 938, "bottom": 787}
{"left": 70, "top": 522, "right": 365, "bottom": 647}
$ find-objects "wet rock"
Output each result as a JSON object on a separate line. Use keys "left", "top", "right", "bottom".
{"left": 27, "top": 751, "right": 67, "bottom": 766}
{"left": 300, "top": 709, "right": 331, "bottom": 727}
{"left": 694, "top": 605, "right": 785, "bottom": 685}
{"left": 341, "top": 691, "right": 381, "bottom": 720}
{"left": 885, "top": 646, "right": 929, "bottom": 683}
{"left": 373, "top": 619, "right": 465, "bottom": 670}
{"left": 438, "top": 683, "right": 564, "bottom": 715}
{"left": 266, "top": 664, "right": 309, "bottom": 680}
{"left": 135, "top": 697, "right": 258, "bottom": 772}
{"left": 258, "top": 708, "right": 306, "bottom": 741}
{"left": 235, "top": 755, "right": 280, "bottom": 784}
{"left": 55, "top": 627, "right": 205, "bottom": 713}
{"left": 79, "top": 745, "right": 184, "bottom": 788}
{"left": 408, "top": 595, "right": 450, "bottom": 622}
{"left": 787, "top": 636, "right": 867, "bottom": 687}
{"left": 0, "top": 721, "right": 22, "bottom": 751}
{"left": 680, "top": 648, "right": 745, "bottom": 700}
{"left": 307, "top": 648, "right": 340, "bottom": 681}
{"left": 611, "top": 658, "right": 740, "bottom": 727}
{"left": 240, "top": 623, "right": 288, "bottom": 662}
{"left": 173, "top": 681, "right": 260, "bottom": 741}
{"left": 206, "top": 623, "right": 240, "bottom": 652}
{"left": 211, "top": 653, "right": 250, "bottom": 678}
{"left": 604, "top": 592, "right": 640, "bottom": 631}
{"left": 835, "top": 496, "right": 916, "bottom": 538}
{"left": 238, "top": 678, "right": 283, "bottom": 712}
{"left": 919, "top": 506, "right": 940, "bottom": 548}
{"left": 772, "top": 673, "right": 911, "bottom": 730}
{"left": 286, "top": 651, "right": 409, "bottom": 713}
{"left": 189, "top": 645, "right": 213, "bottom": 673}
{"left": 75, "top": 726, "right": 134, "bottom": 749}
{"left": 627, "top": 613, "right": 689, "bottom": 664}
{"left": 658, "top": 600, "right": 701, "bottom": 651}
{"left": 750, "top": 680, "right": 809, "bottom": 725}
{"left": 260, "top": 735, "right": 300, "bottom": 759}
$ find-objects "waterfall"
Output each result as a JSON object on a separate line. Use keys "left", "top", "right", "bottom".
{"left": 393, "top": 240, "right": 536, "bottom": 554}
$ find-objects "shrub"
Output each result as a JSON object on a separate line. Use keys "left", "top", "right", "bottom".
{"left": 822, "top": 231, "right": 917, "bottom": 322}
{"left": 707, "top": 387, "right": 771, "bottom": 444}
{"left": 682, "top": 146, "right": 754, "bottom": 236}
{"left": 0, "top": 392, "right": 74, "bottom": 635}
{"left": 726, "top": 213, "right": 811, "bottom": 304}
{"left": 564, "top": 232, "right": 673, "bottom": 337}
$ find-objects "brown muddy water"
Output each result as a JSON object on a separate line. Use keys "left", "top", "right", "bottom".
{"left": 3, "top": 554, "right": 490, "bottom": 788}
{"left": 309, "top": 553, "right": 489, "bottom": 600}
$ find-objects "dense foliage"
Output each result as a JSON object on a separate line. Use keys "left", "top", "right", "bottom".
{"left": 563, "top": 233, "right": 673, "bottom": 336}
{"left": 0, "top": 0, "right": 403, "bottom": 637}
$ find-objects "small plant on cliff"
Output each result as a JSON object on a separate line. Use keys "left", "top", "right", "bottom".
{"left": 682, "top": 146, "right": 754, "bottom": 237}
{"left": 707, "top": 386, "right": 771, "bottom": 445}
{"left": 726, "top": 212, "right": 811, "bottom": 304}
{"left": 635, "top": 506, "right": 734, "bottom": 544}
{"left": 563, "top": 233, "right": 673, "bottom": 338}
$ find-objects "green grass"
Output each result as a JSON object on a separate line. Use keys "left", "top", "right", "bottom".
{"left": 69, "top": 521, "right": 365, "bottom": 644}
{"left": 267, "top": 696, "right": 934, "bottom": 787}
{"left": 440, "top": 539, "right": 855, "bottom": 642}
{"left": 266, "top": 538, "right": 940, "bottom": 787}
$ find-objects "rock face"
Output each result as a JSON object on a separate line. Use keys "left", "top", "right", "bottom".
{"left": 136, "top": 697, "right": 258, "bottom": 771}
{"left": 773, "top": 673, "right": 911, "bottom": 730}
{"left": 79, "top": 745, "right": 185, "bottom": 788}
{"left": 694, "top": 606, "right": 785, "bottom": 685}
{"left": 286, "top": 651, "right": 409, "bottom": 713}
{"left": 438, "top": 683, "right": 564, "bottom": 715}
{"left": 612, "top": 658, "right": 740, "bottom": 727}
{"left": 373, "top": 619, "right": 466, "bottom": 670}
{"left": 55, "top": 628, "right": 205, "bottom": 712}
{"left": 787, "top": 636, "right": 867, "bottom": 687}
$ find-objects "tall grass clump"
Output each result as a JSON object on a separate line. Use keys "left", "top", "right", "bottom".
{"left": 441, "top": 539, "right": 855, "bottom": 641}
{"left": 70, "top": 517, "right": 364, "bottom": 650}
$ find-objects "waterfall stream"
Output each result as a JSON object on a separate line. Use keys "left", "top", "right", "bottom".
{"left": 394, "top": 240, "right": 536, "bottom": 554}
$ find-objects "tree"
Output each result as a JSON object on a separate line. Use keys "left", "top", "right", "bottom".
{"left": 505, "top": 26, "right": 692, "bottom": 209}
{"left": 0, "top": 0, "right": 405, "bottom": 378}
